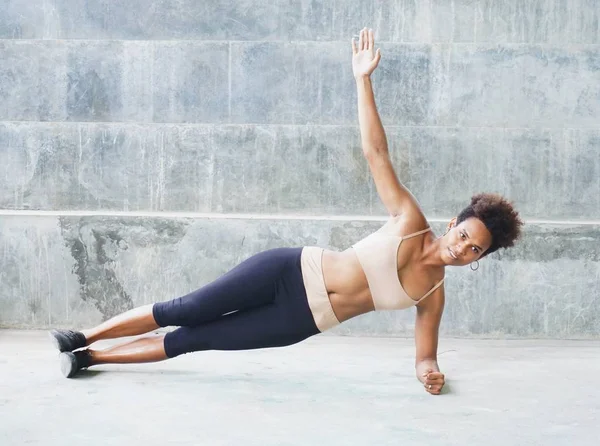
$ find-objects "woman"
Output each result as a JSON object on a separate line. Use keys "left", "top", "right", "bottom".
{"left": 50, "top": 29, "right": 523, "bottom": 395}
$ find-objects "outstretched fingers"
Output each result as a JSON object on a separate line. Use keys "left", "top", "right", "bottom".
{"left": 358, "top": 28, "right": 362, "bottom": 51}
{"left": 355, "top": 28, "right": 377, "bottom": 53}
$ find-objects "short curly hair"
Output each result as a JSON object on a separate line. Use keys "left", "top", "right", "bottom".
{"left": 456, "top": 193, "right": 524, "bottom": 256}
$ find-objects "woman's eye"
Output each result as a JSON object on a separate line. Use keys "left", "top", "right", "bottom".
{"left": 472, "top": 247, "right": 479, "bottom": 253}
{"left": 460, "top": 232, "right": 466, "bottom": 239}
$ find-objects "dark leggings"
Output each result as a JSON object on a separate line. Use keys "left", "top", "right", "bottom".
{"left": 152, "top": 248, "right": 320, "bottom": 358}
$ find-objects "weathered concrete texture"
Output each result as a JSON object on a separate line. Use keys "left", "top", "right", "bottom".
{"left": 152, "top": 42, "right": 230, "bottom": 123}
{"left": 0, "top": 217, "right": 101, "bottom": 329}
{"left": 66, "top": 41, "right": 156, "bottom": 123}
{"left": 230, "top": 42, "right": 356, "bottom": 125}
{"left": 431, "top": 45, "right": 600, "bottom": 128}
{"left": 66, "top": 41, "right": 124, "bottom": 122}
{"left": 0, "top": 216, "right": 598, "bottom": 338}
{"left": 1, "top": 123, "right": 598, "bottom": 220}
{"left": 0, "top": 41, "right": 67, "bottom": 121}
{"left": 404, "top": 127, "right": 600, "bottom": 220}
{"left": 473, "top": 0, "right": 600, "bottom": 44}
{"left": 0, "top": 0, "right": 46, "bottom": 39}
{"left": 1, "top": 331, "right": 599, "bottom": 446}
{"left": 0, "top": 40, "right": 229, "bottom": 123}
{"left": 5, "top": 0, "right": 599, "bottom": 44}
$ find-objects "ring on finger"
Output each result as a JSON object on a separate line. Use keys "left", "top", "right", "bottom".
{"left": 428, "top": 384, "right": 432, "bottom": 389}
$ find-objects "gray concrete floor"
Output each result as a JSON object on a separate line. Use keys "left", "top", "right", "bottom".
{"left": 0, "top": 330, "right": 598, "bottom": 446}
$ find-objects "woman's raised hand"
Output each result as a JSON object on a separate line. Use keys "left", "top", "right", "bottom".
{"left": 352, "top": 28, "right": 382, "bottom": 79}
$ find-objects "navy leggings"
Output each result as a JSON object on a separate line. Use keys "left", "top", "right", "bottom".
{"left": 152, "top": 248, "right": 320, "bottom": 358}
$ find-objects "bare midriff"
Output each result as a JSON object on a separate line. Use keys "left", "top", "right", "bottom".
{"left": 321, "top": 248, "right": 375, "bottom": 322}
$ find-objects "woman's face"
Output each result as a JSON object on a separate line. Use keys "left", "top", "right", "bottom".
{"left": 443, "top": 217, "right": 493, "bottom": 266}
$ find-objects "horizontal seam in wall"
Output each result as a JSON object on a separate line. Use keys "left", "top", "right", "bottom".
{"left": 1, "top": 38, "right": 599, "bottom": 46}
{"left": 0, "top": 210, "right": 597, "bottom": 225}
{"left": 0, "top": 121, "right": 596, "bottom": 131}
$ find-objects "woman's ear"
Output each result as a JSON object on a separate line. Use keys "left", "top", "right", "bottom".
{"left": 446, "top": 217, "right": 457, "bottom": 233}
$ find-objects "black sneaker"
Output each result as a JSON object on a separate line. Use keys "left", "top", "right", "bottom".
{"left": 60, "top": 350, "right": 92, "bottom": 378}
{"left": 49, "top": 329, "right": 87, "bottom": 352}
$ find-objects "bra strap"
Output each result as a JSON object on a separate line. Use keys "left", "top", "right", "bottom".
{"left": 418, "top": 279, "right": 444, "bottom": 303}
{"left": 402, "top": 227, "right": 432, "bottom": 240}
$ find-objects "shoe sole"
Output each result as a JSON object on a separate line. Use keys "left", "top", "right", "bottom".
{"left": 59, "top": 352, "right": 77, "bottom": 378}
{"left": 48, "top": 330, "right": 66, "bottom": 352}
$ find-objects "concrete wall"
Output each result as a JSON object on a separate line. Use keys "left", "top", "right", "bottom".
{"left": 1, "top": 1, "right": 599, "bottom": 337}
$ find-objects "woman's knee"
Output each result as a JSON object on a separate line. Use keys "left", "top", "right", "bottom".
{"left": 162, "top": 326, "right": 210, "bottom": 358}
{"left": 151, "top": 301, "right": 172, "bottom": 327}
{"left": 152, "top": 294, "right": 207, "bottom": 327}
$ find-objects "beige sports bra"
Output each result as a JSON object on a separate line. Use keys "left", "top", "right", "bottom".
{"left": 352, "top": 219, "right": 444, "bottom": 311}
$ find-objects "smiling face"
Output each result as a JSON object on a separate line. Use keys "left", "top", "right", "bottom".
{"left": 443, "top": 217, "right": 493, "bottom": 266}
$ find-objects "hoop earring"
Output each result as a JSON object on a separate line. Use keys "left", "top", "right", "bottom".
{"left": 470, "top": 261, "right": 480, "bottom": 271}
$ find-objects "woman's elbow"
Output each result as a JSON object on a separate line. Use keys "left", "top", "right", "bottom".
{"left": 363, "top": 147, "right": 388, "bottom": 162}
